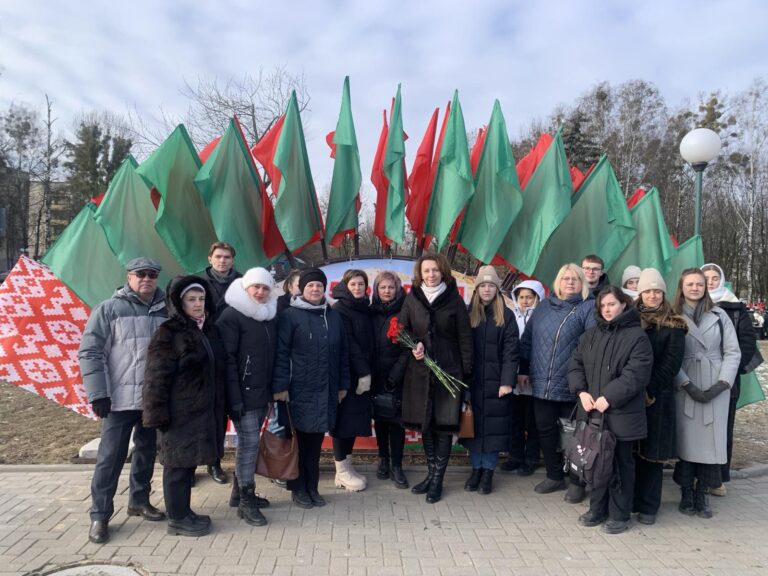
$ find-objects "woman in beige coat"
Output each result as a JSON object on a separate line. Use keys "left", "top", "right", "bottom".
{"left": 672, "top": 268, "right": 740, "bottom": 519}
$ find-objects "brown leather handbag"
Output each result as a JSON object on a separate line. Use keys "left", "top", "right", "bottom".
{"left": 458, "top": 402, "right": 474, "bottom": 439}
{"left": 255, "top": 404, "right": 299, "bottom": 481}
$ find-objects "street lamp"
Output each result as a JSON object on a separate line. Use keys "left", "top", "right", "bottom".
{"left": 680, "top": 128, "right": 722, "bottom": 237}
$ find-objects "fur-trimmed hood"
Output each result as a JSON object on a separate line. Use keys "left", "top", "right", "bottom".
{"left": 165, "top": 275, "right": 216, "bottom": 322}
{"left": 224, "top": 279, "right": 277, "bottom": 321}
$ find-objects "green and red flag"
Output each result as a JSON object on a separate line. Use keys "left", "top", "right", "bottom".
{"left": 325, "top": 77, "right": 362, "bottom": 247}
{"left": 371, "top": 109, "right": 389, "bottom": 241}
{"left": 136, "top": 125, "right": 217, "bottom": 274}
{"left": 93, "top": 156, "right": 184, "bottom": 287}
{"left": 458, "top": 101, "right": 523, "bottom": 264}
{"left": 448, "top": 125, "right": 488, "bottom": 246}
{"left": 406, "top": 107, "right": 439, "bottom": 245}
{"left": 373, "top": 85, "right": 408, "bottom": 246}
{"left": 607, "top": 187, "right": 676, "bottom": 281}
{"left": 533, "top": 155, "right": 636, "bottom": 288}
{"left": 252, "top": 91, "right": 324, "bottom": 252}
{"left": 423, "top": 90, "right": 474, "bottom": 251}
{"left": 662, "top": 234, "right": 704, "bottom": 295}
{"left": 496, "top": 131, "right": 572, "bottom": 275}
{"left": 195, "top": 117, "right": 285, "bottom": 267}
{"left": 41, "top": 202, "right": 126, "bottom": 308}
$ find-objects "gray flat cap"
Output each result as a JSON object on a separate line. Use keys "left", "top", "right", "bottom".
{"left": 126, "top": 257, "right": 162, "bottom": 272}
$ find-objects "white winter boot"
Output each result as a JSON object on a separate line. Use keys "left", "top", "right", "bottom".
{"left": 335, "top": 458, "right": 366, "bottom": 491}
{"left": 346, "top": 456, "right": 368, "bottom": 488}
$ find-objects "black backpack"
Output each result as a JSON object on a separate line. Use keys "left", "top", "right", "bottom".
{"left": 564, "top": 415, "right": 616, "bottom": 490}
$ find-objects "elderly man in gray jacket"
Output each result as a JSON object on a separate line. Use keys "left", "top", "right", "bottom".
{"left": 79, "top": 257, "right": 169, "bottom": 544}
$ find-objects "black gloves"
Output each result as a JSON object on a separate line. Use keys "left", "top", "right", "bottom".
{"left": 229, "top": 404, "right": 244, "bottom": 421}
{"left": 683, "top": 381, "right": 730, "bottom": 403}
{"left": 91, "top": 397, "right": 111, "bottom": 419}
{"left": 704, "top": 381, "right": 730, "bottom": 401}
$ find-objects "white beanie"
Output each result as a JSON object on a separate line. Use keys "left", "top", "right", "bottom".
{"left": 241, "top": 267, "right": 274, "bottom": 290}
{"left": 637, "top": 268, "right": 666, "bottom": 294}
{"left": 622, "top": 265, "right": 642, "bottom": 288}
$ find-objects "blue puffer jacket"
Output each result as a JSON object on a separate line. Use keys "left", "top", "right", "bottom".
{"left": 519, "top": 293, "right": 596, "bottom": 402}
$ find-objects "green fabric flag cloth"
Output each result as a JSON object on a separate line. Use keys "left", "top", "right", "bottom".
{"left": 534, "top": 155, "right": 636, "bottom": 288}
{"left": 379, "top": 84, "right": 407, "bottom": 245}
{"left": 496, "top": 131, "right": 572, "bottom": 275}
{"left": 195, "top": 119, "right": 276, "bottom": 268}
{"left": 272, "top": 91, "right": 324, "bottom": 252}
{"left": 136, "top": 125, "right": 217, "bottom": 274}
{"left": 458, "top": 100, "right": 522, "bottom": 264}
{"left": 737, "top": 371, "right": 766, "bottom": 409}
{"left": 94, "top": 157, "right": 185, "bottom": 288}
{"left": 41, "top": 203, "right": 126, "bottom": 308}
{"left": 607, "top": 187, "right": 676, "bottom": 282}
{"left": 663, "top": 234, "right": 704, "bottom": 290}
{"left": 325, "top": 76, "right": 362, "bottom": 247}
{"left": 423, "top": 90, "right": 474, "bottom": 250}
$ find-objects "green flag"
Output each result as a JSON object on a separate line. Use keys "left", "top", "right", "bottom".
{"left": 607, "top": 187, "right": 676, "bottom": 282}
{"left": 533, "top": 155, "right": 636, "bottom": 288}
{"left": 737, "top": 371, "right": 765, "bottom": 409}
{"left": 136, "top": 125, "right": 217, "bottom": 274}
{"left": 379, "top": 84, "right": 407, "bottom": 245}
{"left": 496, "top": 131, "right": 572, "bottom": 275}
{"left": 458, "top": 100, "right": 523, "bottom": 264}
{"left": 42, "top": 203, "right": 126, "bottom": 308}
{"left": 663, "top": 234, "right": 704, "bottom": 291}
{"left": 423, "top": 90, "right": 474, "bottom": 250}
{"left": 94, "top": 156, "right": 185, "bottom": 288}
{"left": 325, "top": 76, "right": 362, "bottom": 247}
{"left": 194, "top": 119, "right": 277, "bottom": 268}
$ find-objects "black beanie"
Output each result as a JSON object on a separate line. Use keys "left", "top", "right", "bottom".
{"left": 299, "top": 268, "right": 328, "bottom": 293}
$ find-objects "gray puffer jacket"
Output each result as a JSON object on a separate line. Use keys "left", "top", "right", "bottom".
{"left": 79, "top": 285, "right": 168, "bottom": 411}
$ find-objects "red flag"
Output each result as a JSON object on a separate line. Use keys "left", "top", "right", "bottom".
{"left": 516, "top": 133, "right": 553, "bottom": 190}
{"left": 570, "top": 166, "right": 586, "bottom": 192}
{"left": 406, "top": 108, "right": 439, "bottom": 242}
{"left": 252, "top": 115, "right": 287, "bottom": 198}
{"left": 627, "top": 187, "right": 646, "bottom": 209}
{"left": 371, "top": 109, "right": 391, "bottom": 245}
{"left": 0, "top": 256, "right": 94, "bottom": 419}
{"left": 419, "top": 101, "right": 452, "bottom": 249}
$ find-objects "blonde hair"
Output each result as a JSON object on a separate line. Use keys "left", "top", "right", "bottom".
{"left": 469, "top": 288, "right": 506, "bottom": 328}
{"left": 553, "top": 263, "right": 589, "bottom": 300}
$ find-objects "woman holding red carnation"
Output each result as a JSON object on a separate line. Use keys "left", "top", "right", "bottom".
{"left": 397, "top": 253, "right": 473, "bottom": 504}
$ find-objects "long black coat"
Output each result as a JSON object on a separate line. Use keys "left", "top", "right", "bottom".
{"left": 718, "top": 301, "right": 759, "bottom": 397}
{"left": 637, "top": 313, "right": 687, "bottom": 461}
{"left": 216, "top": 282, "right": 277, "bottom": 415}
{"left": 272, "top": 298, "right": 350, "bottom": 433}
{"left": 460, "top": 302, "right": 519, "bottom": 453}
{"left": 204, "top": 267, "right": 242, "bottom": 321}
{"left": 371, "top": 289, "right": 408, "bottom": 396}
{"left": 568, "top": 307, "right": 652, "bottom": 441}
{"left": 143, "top": 276, "right": 226, "bottom": 468}
{"left": 331, "top": 282, "right": 373, "bottom": 438}
{"left": 397, "top": 278, "right": 473, "bottom": 432}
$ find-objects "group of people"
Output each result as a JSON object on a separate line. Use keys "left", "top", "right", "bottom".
{"left": 79, "top": 244, "right": 759, "bottom": 543}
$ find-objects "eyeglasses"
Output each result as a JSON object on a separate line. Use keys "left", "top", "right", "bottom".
{"left": 131, "top": 270, "right": 159, "bottom": 279}
{"left": 582, "top": 266, "right": 602, "bottom": 273}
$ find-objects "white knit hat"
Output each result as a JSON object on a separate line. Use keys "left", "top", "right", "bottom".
{"left": 622, "top": 265, "right": 642, "bottom": 287}
{"left": 241, "top": 267, "right": 274, "bottom": 290}
{"left": 637, "top": 268, "right": 666, "bottom": 294}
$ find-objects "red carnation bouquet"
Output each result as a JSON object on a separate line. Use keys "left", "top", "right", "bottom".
{"left": 387, "top": 317, "right": 468, "bottom": 398}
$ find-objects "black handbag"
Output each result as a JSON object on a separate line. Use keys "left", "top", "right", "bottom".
{"left": 564, "top": 414, "right": 616, "bottom": 490}
{"left": 372, "top": 383, "right": 401, "bottom": 421}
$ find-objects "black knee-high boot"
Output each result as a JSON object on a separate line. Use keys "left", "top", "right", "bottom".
{"left": 426, "top": 433, "right": 452, "bottom": 504}
{"left": 411, "top": 430, "right": 436, "bottom": 494}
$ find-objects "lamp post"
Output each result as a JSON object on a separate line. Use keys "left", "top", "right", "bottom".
{"left": 679, "top": 128, "right": 722, "bottom": 237}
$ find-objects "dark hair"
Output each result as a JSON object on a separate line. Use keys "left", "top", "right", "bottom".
{"left": 596, "top": 286, "right": 632, "bottom": 318}
{"left": 413, "top": 253, "right": 452, "bottom": 286}
{"left": 581, "top": 254, "right": 604, "bottom": 268}
{"left": 341, "top": 268, "right": 369, "bottom": 289}
{"left": 208, "top": 241, "right": 236, "bottom": 258}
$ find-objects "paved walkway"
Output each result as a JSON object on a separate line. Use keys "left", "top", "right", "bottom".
{"left": 1, "top": 464, "right": 767, "bottom": 576}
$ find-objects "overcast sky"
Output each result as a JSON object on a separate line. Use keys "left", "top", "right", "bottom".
{"left": 2, "top": 0, "right": 766, "bottom": 191}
